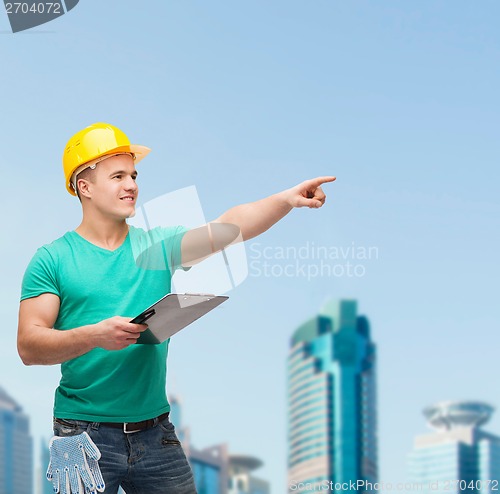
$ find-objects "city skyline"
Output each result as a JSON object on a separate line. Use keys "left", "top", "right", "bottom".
{"left": 4, "top": 298, "right": 500, "bottom": 492}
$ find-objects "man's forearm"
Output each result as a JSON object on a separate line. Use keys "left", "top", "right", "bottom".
{"left": 215, "top": 190, "right": 292, "bottom": 241}
{"left": 18, "top": 325, "right": 96, "bottom": 366}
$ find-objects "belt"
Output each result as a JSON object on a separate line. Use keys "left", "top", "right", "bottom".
{"left": 103, "top": 411, "right": 170, "bottom": 434}
{"left": 56, "top": 411, "right": 170, "bottom": 435}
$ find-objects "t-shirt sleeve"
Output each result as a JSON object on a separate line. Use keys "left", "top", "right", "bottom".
{"left": 20, "top": 247, "right": 60, "bottom": 301}
{"left": 162, "top": 225, "right": 190, "bottom": 272}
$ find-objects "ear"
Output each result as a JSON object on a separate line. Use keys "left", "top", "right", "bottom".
{"left": 77, "top": 179, "right": 92, "bottom": 199}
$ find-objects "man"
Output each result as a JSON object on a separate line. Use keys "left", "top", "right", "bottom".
{"left": 17, "top": 122, "right": 335, "bottom": 494}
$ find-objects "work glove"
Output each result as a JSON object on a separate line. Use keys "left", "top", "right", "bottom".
{"left": 46, "top": 431, "right": 105, "bottom": 494}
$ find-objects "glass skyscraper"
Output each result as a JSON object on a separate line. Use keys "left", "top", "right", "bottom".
{"left": 0, "top": 387, "right": 33, "bottom": 494}
{"left": 287, "top": 299, "right": 378, "bottom": 491}
{"left": 408, "top": 401, "right": 500, "bottom": 492}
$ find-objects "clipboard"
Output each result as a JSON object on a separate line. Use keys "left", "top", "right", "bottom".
{"left": 130, "top": 293, "right": 229, "bottom": 344}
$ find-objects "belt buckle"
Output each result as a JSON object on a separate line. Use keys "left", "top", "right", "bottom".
{"left": 123, "top": 422, "right": 141, "bottom": 434}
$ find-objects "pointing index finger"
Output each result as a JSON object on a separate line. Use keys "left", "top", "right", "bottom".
{"left": 308, "top": 176, "right": 336, "bottom": 188}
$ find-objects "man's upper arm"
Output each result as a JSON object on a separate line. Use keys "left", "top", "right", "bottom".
{"left": 180, "top": 226, "right": 213, "bottom": 268}
{"left": 180, "top": 223, "right": 241, "bottom": 267}
{"left": 18, "top": 293, "right": 60, "bottom": 345}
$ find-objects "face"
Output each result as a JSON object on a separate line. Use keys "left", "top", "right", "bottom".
{"left": 78, "top": 154, "right": 139, "bottom": 220}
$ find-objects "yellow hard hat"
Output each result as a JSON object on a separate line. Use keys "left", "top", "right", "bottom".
{"left": 63, "top": 122, "right": 151, "bottom": 196}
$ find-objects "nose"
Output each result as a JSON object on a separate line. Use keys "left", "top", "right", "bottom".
{"left": 124, "top": 175, "right": 138, "bottom": 192}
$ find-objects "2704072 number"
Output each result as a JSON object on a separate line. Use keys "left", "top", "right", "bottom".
{"left": 443, "top": 480, "right": 499, "bottom": 491}
{"left": 5, "top": 2, "right": 61, "bottom": 14}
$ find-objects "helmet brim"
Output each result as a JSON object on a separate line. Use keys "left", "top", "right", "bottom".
{"left": 66, "top": 144, "right": 151, "bottom": 196}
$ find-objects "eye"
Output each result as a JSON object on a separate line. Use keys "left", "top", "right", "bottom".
{"left": 113, "top": 175, "right": 122, "bottom": 180}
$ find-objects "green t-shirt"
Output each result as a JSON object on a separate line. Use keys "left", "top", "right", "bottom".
{"left": 20, "top": 225, "right": 188, "bottom": 422}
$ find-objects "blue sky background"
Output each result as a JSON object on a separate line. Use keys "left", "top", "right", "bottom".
{"left": 1, "top": 1, "right": 499, "bottom": 490}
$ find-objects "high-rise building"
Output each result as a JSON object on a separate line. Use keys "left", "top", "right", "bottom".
{"left": 408, "top": 401, "right": 500, "bottom": 491}
{"left": 0, "top": 387, "right": 33, "bottom": 494}
{"left": 287, "top": 299, "right": 378, "bottom": 491}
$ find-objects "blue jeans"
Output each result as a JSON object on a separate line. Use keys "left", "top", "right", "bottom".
{"left": 52, "top": 415, "right": 197, "bottom": 493}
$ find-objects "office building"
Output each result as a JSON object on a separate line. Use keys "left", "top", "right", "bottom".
{"left": 408, "top": 401, "right": 500, "bottom": 491}
{"left": 287, "top": 299, "right": 378, "bottom": 490}
{"left": 0, "top": 387, "right": 33, "bottom": 494}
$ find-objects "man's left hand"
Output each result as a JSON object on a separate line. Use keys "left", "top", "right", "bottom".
{"left": 285, "top": 176, "right": 336, "bottom": 209}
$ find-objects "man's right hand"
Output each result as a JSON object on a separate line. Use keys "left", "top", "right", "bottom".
{"left": 92, "top": 316, "right": 148, "bottom": 350}
{"left": 18, "top": 294, "right": 149, "bottom": 365}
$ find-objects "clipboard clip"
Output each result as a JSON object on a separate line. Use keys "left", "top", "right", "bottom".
{"left": 132, "top": 308, "right": 156, "bottom": 325}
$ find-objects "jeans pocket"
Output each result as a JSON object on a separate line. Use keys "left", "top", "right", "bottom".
{"left": 158, "top": 419, "right": 181, "bottom": 446}
{"left": 53, "top": 419, "right": 89, "bottom": 437}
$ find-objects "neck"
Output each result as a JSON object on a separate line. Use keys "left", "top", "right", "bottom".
{"left": 76, "top": 216, "right": 129, "bottom": 250}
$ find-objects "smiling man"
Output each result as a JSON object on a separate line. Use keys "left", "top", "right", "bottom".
{"left": 17, "top": 122, "right": 335, "bottom": 494}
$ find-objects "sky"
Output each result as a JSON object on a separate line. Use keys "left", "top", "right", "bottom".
{"left": 1, "top": 1, "right": 500, "bottom": 491}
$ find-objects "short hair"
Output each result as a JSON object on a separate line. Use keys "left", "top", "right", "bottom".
{"left": 75, "top": 166, "right": 97, "bottom": 202}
